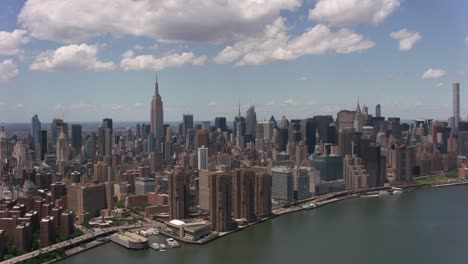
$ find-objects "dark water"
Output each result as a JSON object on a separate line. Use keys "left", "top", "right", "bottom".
{"left": 61, "top": 185, "right": 468, "bottom": 264}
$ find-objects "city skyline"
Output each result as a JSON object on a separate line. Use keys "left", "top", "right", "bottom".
{"left": 0, "top": 0, "right": 467, "bottom": 122}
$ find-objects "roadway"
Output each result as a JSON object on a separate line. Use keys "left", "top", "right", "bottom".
{"left": 0, "top": 223, "right": 153, "bottom": 264}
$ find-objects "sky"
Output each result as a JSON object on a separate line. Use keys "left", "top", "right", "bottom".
{"left": 0, "top": 0, "right": 467, "bottom": 123}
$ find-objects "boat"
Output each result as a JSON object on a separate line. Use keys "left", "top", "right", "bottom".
{"left": 360, "top": 194, "right": 380, "bottom": 198}
{"left": 379, "top": 190, "right": 390, "bottom": 195}
{"left": 166, "top": 238, "right": 180, "bottom": 248}
{"left": 151, "top": 243, "right": 160, "bottom": 250}
{"left": 159, "top": 243, "right": 167, "bottom": 250}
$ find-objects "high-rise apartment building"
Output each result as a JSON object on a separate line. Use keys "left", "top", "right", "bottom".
{"left": 232, "top": 169, "right": 256, "bottom": 222}
{"left": 168, "top": 167, "right": 189, "bottom": 220}
{"left": 197, "top": 146, "right": 209, "bottom": 171}
{"left": 208, "top": 172, "right": 232, "bottom": 232}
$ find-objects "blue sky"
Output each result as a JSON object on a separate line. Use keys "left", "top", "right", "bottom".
{"left": 0, "top": 0, "right": 467, "bottom": 123}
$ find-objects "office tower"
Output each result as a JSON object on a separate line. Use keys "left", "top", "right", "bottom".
{"left": 104, "top": 127, "right": 112, "bottom": 158}
{"left": 56, "top": 127, "right": 69, "bottom": 164}
{"left": 51, "top": 118, "right": 67, "bottom": 146}
{"left": 245, "top": 105, "right": 257, "bottom": 137}
{"left": 195, "top": 129, "right": 210, "bottom": 150}
{"left": 183, "top": 114, "right": 194, "bottom": 139}
{"left": 168, "top": 167, "right": 189, "bottom": 220}
{"left": 71, "top": 124, "right": 82, "bottom": 152}
{"left": 375, "top": 104, "right": 381, "bottom": 118}
{"left": 271, "top": 167, "right": 294, "bottom": 202}
{"left": 164, "top": 126, "right": 171, "bottom": 143}
{"left": 84, "top": 136, "right": 95, "bottom": 162}
{"left": 338, "top": 128, "right": 362, "bottom": 156}
{"left": 254, "top": 172, "right": 272, "bottom": 218}
{"left": 161, "top": 141, "right": 172, "bottom": 164}
{"left": 354, "top": 99, "right": 363, "bottom": 132}
{"left": 201, "top": 121, "right": 211, "bottom": 130}
{"left": 136, "top": 123, "right": 141, "bottom": 139}
{"left": 344, "top": 155, "right": 369, "bottom": 190}
{"left": 387, "top": 117, "right": 402, "bottom": 139}
{"left": 313, "top": 155, "right": 344, "bottom": 182}
{"left": 255, "top": 123, "right": 264, "bottom": 141}
{"left": 360, "top": 142, "right": 386, "bottom": 187}
{"left": 185, "top": 128, "right": 195, "bottom": 150}
{"left": 337, "top": 110, "right": 355, "bottom": 131}
{"left": 259, "top": 121, "right": 274, "bottom": 141}
{"left": 40, "top": 130, "right": 47, "bottom": 159}
{"left": 301, "top": 118, "right": 316, "bottom": 154}
{"left": 293, "top": 168, "right": 311, "bottom": 200}
{"left": 313, "top": 115, "right": 334, "bottom": 143}
{"left": 208, "top": 172, "right": 232, "bottom": 232}
{"left": 215, "top": 117, "right": 227, "bottom": 132}
{"left": 198, "top": 146, "right": 209, "bottom": 171}
{"left": 150, "top": 75, "right": 164, "bottom": 139}
{"left": 457, "top": 132, "right": 468, "bottom": 156}
{"left": 102, "top": 118, "right": 113, "bottom": 133}
{"left": 232, "top": 169, "right": 256, "bottom": 222}
{"left": 453, "top": 83, "right": 460, "bottom": 132}
{"left": 31, "top": 114, "right": 41, "bottom": 146}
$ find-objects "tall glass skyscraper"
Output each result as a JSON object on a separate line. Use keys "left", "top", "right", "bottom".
{"left": 31, "top": 114, "right": 41, "bottom": 146}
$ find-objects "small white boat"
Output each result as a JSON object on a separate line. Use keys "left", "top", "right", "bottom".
{"left": 166, "top": 238, "right": 180, "bottom": 248}
{"left": 379, "top": 190, "right": 390, "bottom": 195}
{"left": 151, "top": 243, "right": 160, "bottom": 250}
{"left": 159, "top": 243, "right": 167, "bottom": 250}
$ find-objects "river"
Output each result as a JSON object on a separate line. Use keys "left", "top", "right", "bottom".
{"left": 60, "top": 185, "right": 468, "bottom": 264}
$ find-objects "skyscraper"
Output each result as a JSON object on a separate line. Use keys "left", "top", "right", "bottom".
{"left": 245, "top": 105, "right": 257, "bottom": 138}
{"left": 232, "top": 169, "right": 256, "bottom": 222}
{"left": 56, "top": 127, "right": 69, "bottom": 164}
{"left": 31, "top": 114, "right": 41, "bottom": 146}
{"left": 168, "top": 167, "right": 189, "bottom": 220}
{"left": 51, "top": 118, "right": 67, "bottom": 147}
{"left": 71, "top": 124, "right": 82, "bottom": 152}
{"left": 375, "top": 104, "right": 381, "bottom": 118}
{"left": 150, "top": 74, "right": 164, "bottom": 140}
{"left": 453, "top": 83, "right": 460, "bottom": 132}
{"left": 182, "top": 114, "right": 194, "bottom": 139}
{"left": 197, "top": 145, "right": 209, "bottom": 171}
{"left": 215, "top": 117, "right": 227, "bottom": 132}
{"left": 208, "top": 172, "right": 232, "bottom": 232}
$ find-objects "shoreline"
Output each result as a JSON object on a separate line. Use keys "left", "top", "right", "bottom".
{"left": 17, "top": 180, "right": 468, "bottom": 263}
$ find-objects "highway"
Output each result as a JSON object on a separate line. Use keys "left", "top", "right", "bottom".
{"left": 0, "top": 223, "right": 153, "bottom": 264}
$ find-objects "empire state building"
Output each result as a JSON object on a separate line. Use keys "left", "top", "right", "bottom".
{"left": 150, "top": 74, "right": 164, "bottom": 140}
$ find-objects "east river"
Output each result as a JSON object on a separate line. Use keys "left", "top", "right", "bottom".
{"left": 60, "top": 185, "right": 468, "bottom": 264}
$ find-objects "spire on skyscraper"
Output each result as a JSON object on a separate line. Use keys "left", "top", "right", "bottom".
{"left": 155, "top": 72, "right": 159, "bottom": 95}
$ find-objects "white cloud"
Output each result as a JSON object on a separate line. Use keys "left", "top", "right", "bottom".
{"left": 309, "top": 0, "right": 400, "bottom": 26}
{"left": 284, "top": 98, "right": 297, "bottom": 105}
{"left": 18, "top": 0, "right": 300, "bottom": 43}
{"left": 16, "top": 103, "right": 24, "bottom": 108}
{"left": 465, "top": 36, "right": 468, "bottom": 47}
{"left": 208, "top": 101, "right": 217, "bottom": 106}
{"left": 435, "top": 82, "right": 444, "bottom": 87}
{"left": 422, "top": 69, "right": 446, "bottom": 80}
{"left": 121, "top": 49, "right": 134, "bottom": 59}
{"left": 0, "top": 60, "right": 19, "bottom": 83}
{"left": 299, "top": 75, "right": 311, "bottom": 81}
{"left": 30, "top": 44, "right": 116, "bottom": 71}
{"left": 0, "top": 30, "right": 29, "bottom": 56}
{"left": 390, "top": 29, "right": 421, "bottom": 51}
{"left": 120, "top": 52, "right": 207, "bottom": 71}
{"left": 214, "top": 17, "right": 374, "bottom": 66}
{"left": 133, "top": 45, "right": 144, "bottom": 50}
